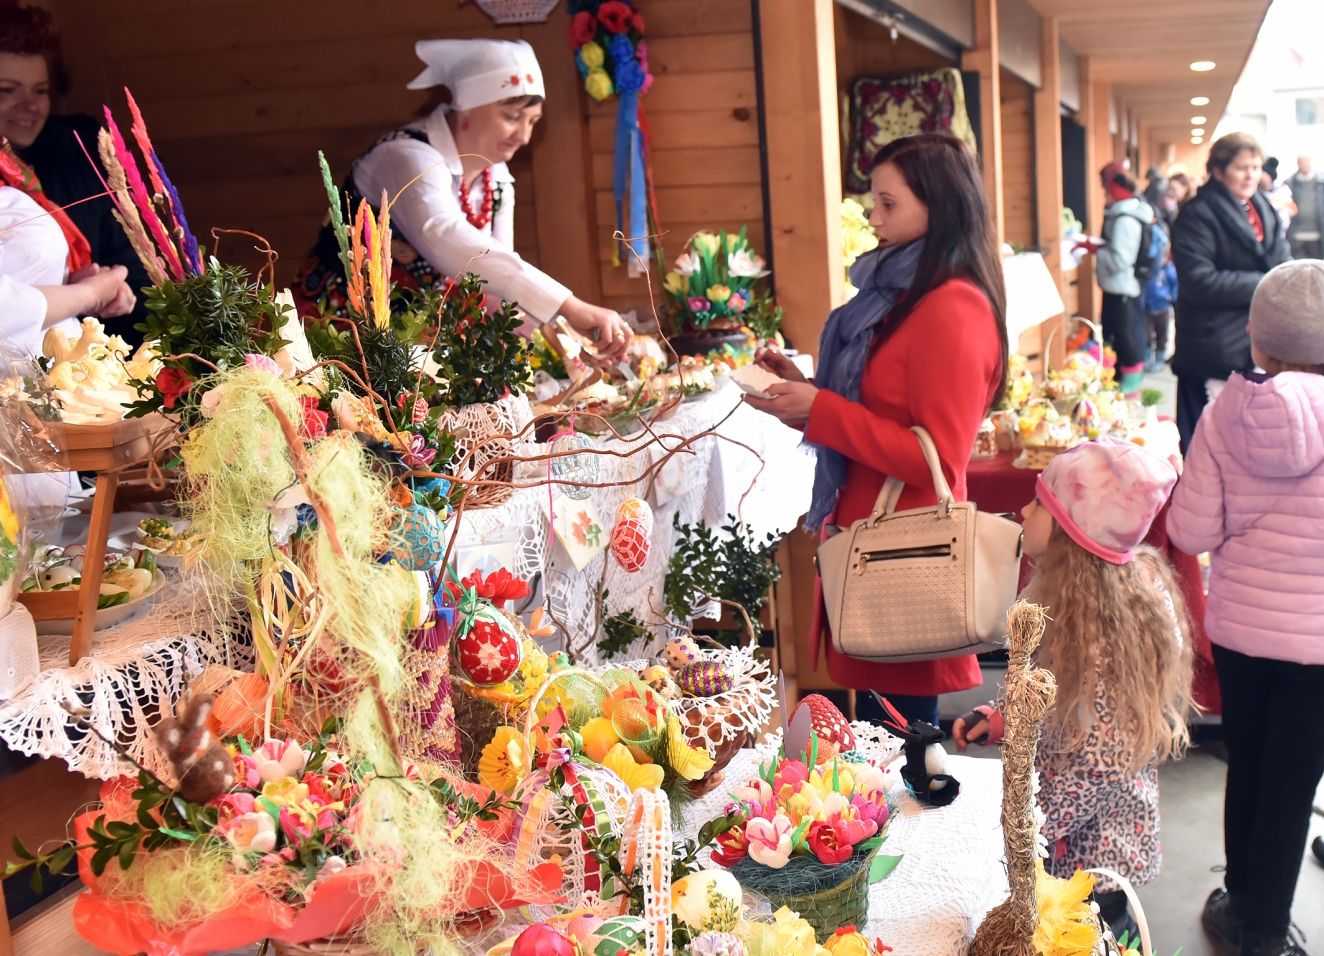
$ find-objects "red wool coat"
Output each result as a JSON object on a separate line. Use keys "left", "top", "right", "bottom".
{"left": 803, "top": 277, "right": 1003, "bottom": 696}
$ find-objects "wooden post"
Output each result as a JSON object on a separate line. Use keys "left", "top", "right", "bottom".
{"left": 963, "top": 0, "right": 1004, "bottom": 247}
{"left": 1034, "top": 16, "right": 1066, "bottom": 365}
{"left": 757, "top": 0, "right": 844, "bottom": 357}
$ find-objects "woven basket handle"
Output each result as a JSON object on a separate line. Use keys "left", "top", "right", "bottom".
{"left": 1042, "top": 317, "right": 1102, "bottom": 378}
{"left": 1085, "top": 867, "right": 1153, "bottom": 956}
{"left": 869, "top": 426, "right": 953, "bottom": 520}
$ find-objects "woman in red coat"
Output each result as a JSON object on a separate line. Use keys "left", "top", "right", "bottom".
{"left": 745, "top": 133, "right": 1008, "bottom": 726}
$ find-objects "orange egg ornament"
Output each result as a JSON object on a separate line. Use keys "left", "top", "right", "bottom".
{"left": 609, "top": 497, "right": 653, "bottom": 572}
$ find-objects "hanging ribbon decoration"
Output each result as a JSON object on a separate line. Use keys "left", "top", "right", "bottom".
{"left": 612, "top": 89, "right": 650, "bottom": 272}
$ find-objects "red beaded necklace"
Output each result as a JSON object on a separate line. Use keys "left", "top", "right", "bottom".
{"left": 458, "top": 168, "right": 495, "bottom": 230}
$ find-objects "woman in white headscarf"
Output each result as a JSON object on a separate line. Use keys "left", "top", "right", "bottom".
{"left": 295, "top": 38, "right": 629, "bottom": 363}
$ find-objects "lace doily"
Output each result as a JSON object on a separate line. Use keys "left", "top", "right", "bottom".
{"left": 0, "top": 577, "right": 250, "bottom": 779}
{"left": 682, "top": 730, "right": 1009, "bottom": 956}
{"left": 448, "top": 386, "right": 815, "bottom": 666}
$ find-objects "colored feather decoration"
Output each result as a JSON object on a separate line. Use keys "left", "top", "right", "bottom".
{"left": 127, "top": 87, "right": 202, "bottom": 276}
{"left": 318, "top": 150, "right": 352, "bottom": 278}
{"left": 94, "top": 128, "right": 170, "bottom": 285}
{"left": 102, "top": 104, "right": 184, "bottom": 280}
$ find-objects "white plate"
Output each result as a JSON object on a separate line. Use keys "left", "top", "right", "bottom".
{"left": 34, "top": 571, "right": 168, "bottom": 636}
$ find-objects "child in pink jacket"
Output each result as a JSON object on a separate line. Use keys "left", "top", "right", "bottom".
{"left": 1168, "top": 259, "right": 1324, "bottom": 956}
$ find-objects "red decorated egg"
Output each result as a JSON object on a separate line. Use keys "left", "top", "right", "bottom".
{"left": 455, "top": 610, "right": 523, "bottom": 686}
{"left": 798, "top": 693, "right": 856, "bottom": 761}
{"left": 512, "top": 924, "right": 578, "bottom": 956}
{"left": 609, "top": 497, "right": 653, "bottom": 573}
{"left": 675, "top": 660, "right": 733, "bottom": 697}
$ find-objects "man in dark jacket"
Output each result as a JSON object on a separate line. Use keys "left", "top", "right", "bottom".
{"left": 1171, "top": 132, "right": 1289, "bottom": 451}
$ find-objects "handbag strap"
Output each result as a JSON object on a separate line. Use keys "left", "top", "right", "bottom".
{"left": 869, "top": 426, "right": 955, "bottom": 520}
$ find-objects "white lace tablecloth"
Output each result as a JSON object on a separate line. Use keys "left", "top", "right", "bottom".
{"left": 449, "top": 383, "right": 815, "bottom": 663}
{"left": 681, "top": 727, "right": 1009, "bottom": 956}
{"left": 0, "top": 578, "right": 249, "bottom": 779}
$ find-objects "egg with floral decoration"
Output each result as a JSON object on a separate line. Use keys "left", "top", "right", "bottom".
{"left": 640, "top": 664, "right": 679, "bottom": 700}
{"left": 455, "top": 607, "right": 523, "bottom": 686}
{"left": 676, "top": 660, "right": 733, "bottom": 697}
{"left": 665, "top": 635, "right": 700, "bottom": 670}
{"left": 672, "top": 869, "right": 743, "bottom": 931}
{"left": 550, "top": 431, "right": 599, "bottom": 501}
{"left": 609, "top": 497, "right": 653, "bottom": 572}
{"left": 391, "top": 503, "right": 445, "bottom": 570}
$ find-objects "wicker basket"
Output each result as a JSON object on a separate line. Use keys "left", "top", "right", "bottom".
{"left": 439, "top": 394, "right": 532, "bottom": 510}
{"left": 738, "top": 845, "right": 878, "bottom": 940}
{"left": 473, "top": 0, "right": 561, "bottom": 23}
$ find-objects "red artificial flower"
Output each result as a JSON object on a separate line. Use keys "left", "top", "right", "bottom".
{"left": 630, "top": 10, "right": 645, "bottom": 32}
{"left": 569, "top": 10, "right": 598, "bottom": 46}
{"left": 711, "top": 825, "right": 748, "bottom": 867}
{"left": 446, "top": 567, "right": 531, "bottom": 605}
{"left": 299, "top": 395, "right": 329, "bottom": 440}
{"left": 806, "top": 820, "right": 853, "bottom": 866}
{"left": 155, "top": 366, "right": 192, "bottom": 410}
{"left": 597, "top": 0, "right": 634, "bottom": 34}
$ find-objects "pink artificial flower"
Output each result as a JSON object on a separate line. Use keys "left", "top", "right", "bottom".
{"left": 260, "top": 847, "right": 298, "bottom": 868}
{"left": 243, "top": 353, "right": 281, "bottom": 375}
{"left": 688, "top": 297, "right": 712, "bottom": 313}
{"left": 299, "top": 395, "right": 329, "bottom": 440}
{"left": 731, "top": 777, "right": 773, "bottom": 810}
{"left": 833, "top": 813, "right": 879, "bottom": 847}
{"left": 219, "top": 811, "right": 278, "bottom": 854}
{"left": 210, "top": 791, "right": 258, "bottom": 826}
{"left": 774, "top": 759, "right": 810, "bottom": 796}
{"left": 253, "top": 738, "right": 309, "bottom": 783}
{"left": 726, "top": 293, "right": 748, "bottom": 314}
{"left": 402, "top": 433, "right": 437, "bottom": 469}
{"left": 232, "top": 752, "right": 262, "bottom": 789}
{"left": 745, "top": 814, "right": 794, "bottom": 869}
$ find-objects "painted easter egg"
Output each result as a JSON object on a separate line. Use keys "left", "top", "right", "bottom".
{"left": 609, "top": 497, "right": 653, "bottom": 573}
{"left": 664, "top": 636, "right": 700, "bottom": 670}
{"left": 675, "top": 660, "right": 733, "bottom": 698}
{"left": 455, "top": 609, "right": 523, "bottom": 686}
{"left": 550, "top": 431, "right": 599, "bottom": 501}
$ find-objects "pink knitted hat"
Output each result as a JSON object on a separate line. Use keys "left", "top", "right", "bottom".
{"left": 1035, "top": 438, "right": 1178, "bottom": 565}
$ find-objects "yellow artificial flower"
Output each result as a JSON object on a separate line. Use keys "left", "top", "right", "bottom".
{"left": 747, "top": 907, "right": 819, "bottom": 956}
{"left": 518, "top": 642, "right": 549, "bottom": 688}
{"left": 663, "top": 271, "right": 688, "bottom": 296}
{"left": 601, "top": 743, "right": 664, "bottom": 792}
{"left": 691, "top": 232, "right": 720, "bottom": 257}
{"left": 579, "top": 41, "right": 605, "bottom": 70}
{"left": 478, "top": 726, "right": 530, "bottom": 795}
{"left": 706, "top": 284, "right": 732, "bottom": 304}
{"left": 585, "top": 69, "right": 614, "bottom": 101}
{"left": 0, "top": 484, "right": 18, "bottom": 544}
{"left": 823, "top": 930, "right": 872, "bottom": 956}
{"left": 665, "top": 715, "right": 715, "bottom": 782}
{"left": 262, "top": 777, "right": 311, "bottom": 808}
{"left": 1033, "top": 862, "right": 1100, "bottom": 956}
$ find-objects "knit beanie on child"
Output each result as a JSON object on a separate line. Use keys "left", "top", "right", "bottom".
{"left": 1035, "top": 438, "right": 1178, "bottom": 565}
{"left": 1249, "top": 259, "right": 1324, "bottom": 366}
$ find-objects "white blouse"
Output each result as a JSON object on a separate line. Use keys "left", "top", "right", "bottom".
{"left": 0, "top": 185, "right": 73, "bottom": 356}
{"left": 352, "top": 106, "right": 572, "bottom": 322}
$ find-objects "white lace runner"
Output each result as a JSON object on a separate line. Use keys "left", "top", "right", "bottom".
{"left": 0, "top": 578, "right": 248, "bottom": 780}
{"left": 682, "top": 727, "right": 1009, "bottom": 956}
{"left": 449, "top": 384, "right": 815, "bottom": 665}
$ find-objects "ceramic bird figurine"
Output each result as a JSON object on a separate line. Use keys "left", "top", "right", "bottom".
{"left": 154, "top": 692, "right": 235, "bottom": 803}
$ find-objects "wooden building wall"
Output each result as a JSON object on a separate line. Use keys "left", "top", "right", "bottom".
{"left": 45, "top": 0, "right": 763, "bottom": 325}
{"left": 1000, "top": 70, "right": 1036, "bottom": 250}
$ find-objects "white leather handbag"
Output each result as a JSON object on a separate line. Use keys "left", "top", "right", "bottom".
{"left": 817, "top": 427, "right": 1023, "bottom": 662}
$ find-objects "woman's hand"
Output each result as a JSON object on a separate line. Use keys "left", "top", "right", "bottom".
{"left": 72, "top": 264, "right": 135, "bottom": 317}
{"left": 755, "top": 347, "right": 807, "bottom": 383}
{"left": 743, "top": 381, "right": 818, "bottom": 428}
{"left": 951, "top": 711, "right": 989, "bottom": 752}
{"left": 559, "top": 296, "right": 631, "bottom": 365}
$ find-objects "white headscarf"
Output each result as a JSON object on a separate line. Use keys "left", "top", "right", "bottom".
{"left": 406, "top": 38, "right": 545, "bottom": 110}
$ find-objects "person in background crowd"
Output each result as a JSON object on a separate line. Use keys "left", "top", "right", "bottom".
{"left": 1163, "top": 171, "right": 1198, "bottom": 231}
{"left": 1168, "top": 259, "right": 1324, "bottom": 956}
{"left": 1077, "top": 162, "right": 1160, "bottom": 396}
{"left": 1170, "top": 132, "right": 1289, "bottom": 452}
{"left": 1287, "top": 154, "right": 1324, "bottom": 259}
{"left": 1260, "top": 157, "right": 1293, "bottom": 240}
{"left": 1143, "top": 165, "right": 1169, "bottom": 211}
{"left": 955, "top": 440, "right": 1193, "bottom": 944}
{"left": 0, "top": 4, "right": 150, "bottom": 343}
{"left": 1144, "top": 243, "right": 1178, "bottom": 372}
{"left": 745, "top": 133, "right": 1008, "bottom": 730}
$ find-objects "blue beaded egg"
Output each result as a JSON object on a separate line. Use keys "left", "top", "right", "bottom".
{"left": 394, "top": 503, "right": 446, "bottom": 570}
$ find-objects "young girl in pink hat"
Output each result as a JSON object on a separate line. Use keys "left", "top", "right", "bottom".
{"left": 1168, "top": 259, "right": 1324, "bottom": 956}
{"left": 953, "top": 438, "right": 1195, "bottom": 939}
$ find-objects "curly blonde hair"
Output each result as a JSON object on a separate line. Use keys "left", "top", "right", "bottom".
{"left": 1022, "top": 522, "right": 1196, "bottom": 773}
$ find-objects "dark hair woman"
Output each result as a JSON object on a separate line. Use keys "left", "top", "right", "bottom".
{"left": 745, "top": 133, "right": 1008, "bottom": 726}
{"left": 1170, "top": 131, "right": 1289, "bottom": 451}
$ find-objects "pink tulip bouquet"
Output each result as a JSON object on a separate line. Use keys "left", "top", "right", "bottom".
{"left": 705, "top": 749, "right": 901, "bottom": 938}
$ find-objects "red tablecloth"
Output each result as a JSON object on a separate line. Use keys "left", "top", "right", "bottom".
{"left": 966, "top": 452, "right": 1221, "bottom": 716}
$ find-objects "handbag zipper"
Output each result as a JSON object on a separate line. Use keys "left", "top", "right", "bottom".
{"left": 858, "top": 543, "right": 954, "bottom": 563}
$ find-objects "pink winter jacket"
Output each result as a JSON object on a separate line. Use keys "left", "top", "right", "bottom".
{"left": 1167, "top": 371, "right": 1324, "bottom": 665}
